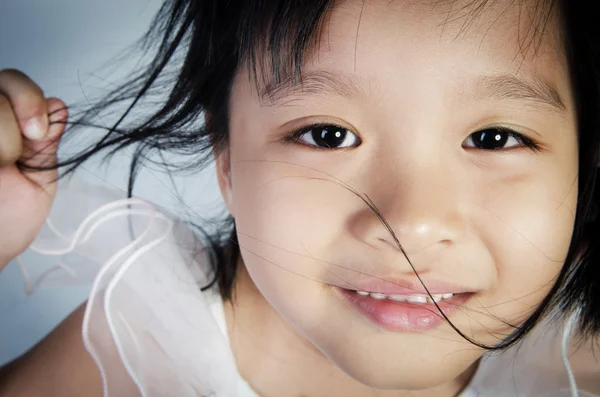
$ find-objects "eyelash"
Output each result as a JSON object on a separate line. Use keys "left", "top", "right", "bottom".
{"left": 284, "top": 123, "right": 361, "bottom": 150}
{"left": 463, "top": 126, "right": 542, "bottom": 152}
{"left": 284, "top": 123, "right": 541, "bottom": 152}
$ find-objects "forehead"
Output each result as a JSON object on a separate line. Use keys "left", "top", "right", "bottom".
{"left": 242, "top": 0, "right": 567, "bottom": 103}
{"left": 329, "top": 1, "right": 563, "bottom": 75}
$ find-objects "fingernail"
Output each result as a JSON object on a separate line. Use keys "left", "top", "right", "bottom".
{"left": 24, "top": 117, "right": 46, "bottom": 140}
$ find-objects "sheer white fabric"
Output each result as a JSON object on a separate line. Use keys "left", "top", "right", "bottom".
{"left": 20, "top": 175, "right": 600, "bottom": 397}
{"left": 23, "top": 176, "right": 245, "bottom": 396}
{"left": 469, "top": 318, "right": 600, "bottom": 397}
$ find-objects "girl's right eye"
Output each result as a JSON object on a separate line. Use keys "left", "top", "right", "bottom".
{"left": 291, "top": 124, "right": 361, "bottom": 149}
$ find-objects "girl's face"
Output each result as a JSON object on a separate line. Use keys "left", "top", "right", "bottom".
{"left": 217, "top": 0, "right": 578, "bottom": 390}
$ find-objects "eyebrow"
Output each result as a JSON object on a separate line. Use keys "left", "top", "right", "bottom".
{"left": 259, "top": 70, "right": 567, "bottom": 114}
{"left": 468, "top": 74, "right": 566, "bottom": 114}
{"left": 259, "top": 70, "right": 371, "bottom": 106}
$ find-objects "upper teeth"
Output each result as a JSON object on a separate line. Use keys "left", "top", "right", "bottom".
{"left": 355, "top": 290, "right": 454, "bottom": 303}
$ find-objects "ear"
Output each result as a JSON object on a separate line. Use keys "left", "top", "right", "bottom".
{"left": 206, "top": 110, "right": 236, "bottom": 217}
{"left": 215, "top": 147, "right": 235, "bottom": 218}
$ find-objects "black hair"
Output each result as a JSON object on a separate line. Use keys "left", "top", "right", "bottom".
{"left": 23, "top": 0, "right": 600, "bottom": 351}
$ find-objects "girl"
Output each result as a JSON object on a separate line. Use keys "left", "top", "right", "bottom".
{"left": 0, "top": 0, "right": 599, "bottom": 396}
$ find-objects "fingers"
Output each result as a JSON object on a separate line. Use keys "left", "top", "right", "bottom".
{"left": 0, "top": 94, "right": 23, "bottom": 166}
{"left": 20, "top": 97, "right": 68, "bottom": 161}
{"left": 0, "top": 68, "right": 50, "bottom": 167}
{"left": 47, "top": 97, "right": 69, "bottom": 140}
{"left": 20, "top": 97, "right": 68, "bottom": 191}
{"left": 0, "top": 69, "right": 49, "bottom": 141}
{"left": 0, "top": 69, "right": 68, "bottom": 189}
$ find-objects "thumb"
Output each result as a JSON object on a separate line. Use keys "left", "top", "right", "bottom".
{"left": 20, "top": 97, "right": 68, "bottom": 192}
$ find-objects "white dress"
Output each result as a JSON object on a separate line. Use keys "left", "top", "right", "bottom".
{"left": 19, "top": 176, "right": 600, "bottom": 397}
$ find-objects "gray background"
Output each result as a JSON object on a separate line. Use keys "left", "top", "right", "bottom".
{"left": 0, "top": 0, "right": 223, "bottom": 364}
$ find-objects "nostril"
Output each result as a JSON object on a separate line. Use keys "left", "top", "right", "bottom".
{"left": 377, "top": 237, "right": 401, "bottom": 250}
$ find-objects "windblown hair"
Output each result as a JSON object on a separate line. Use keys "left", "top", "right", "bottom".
{"left": 23, "top": 0, "right": 600, "bottom": 350}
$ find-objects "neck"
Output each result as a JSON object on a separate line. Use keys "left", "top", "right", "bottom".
{"left": 223, "top": 263, "right": 479, "bottom": 397}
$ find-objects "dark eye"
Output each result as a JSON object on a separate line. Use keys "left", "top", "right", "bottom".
{"left": 294, "top": 124, "right": 361, "bottom": 149}
{"left": 463, "top": 127, "right": 537, "bottom": 151}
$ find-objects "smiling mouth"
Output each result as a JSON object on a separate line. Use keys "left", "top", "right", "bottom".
{"left": 336, "top": 287, "right": 474, "bottom": 332}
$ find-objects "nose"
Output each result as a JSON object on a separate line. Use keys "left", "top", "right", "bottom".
{"left": 349, "top": 166, "right": 467, "bottom": 257}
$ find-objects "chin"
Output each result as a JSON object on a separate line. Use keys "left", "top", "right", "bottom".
{"left": 322, "top": 346, "right": 475, "bottom": 391}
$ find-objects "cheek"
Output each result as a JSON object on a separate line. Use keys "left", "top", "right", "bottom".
{"left": 473, "top": 164, "right": 577, "bottom": 324}
{"left": 230, "top": 159, "right": 352, "bottom": 284}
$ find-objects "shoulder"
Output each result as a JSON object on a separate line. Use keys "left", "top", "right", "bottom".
{"left": 0, "top": 303, "right": 103, "bottom": 397}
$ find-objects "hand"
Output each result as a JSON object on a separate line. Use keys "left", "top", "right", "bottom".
{"left": 0, "top": 69, "right": 68, "bottom": 271}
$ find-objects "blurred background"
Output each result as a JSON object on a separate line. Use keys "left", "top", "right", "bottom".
{"left": 0, "top": 0, "right": 224, "bottom": 364}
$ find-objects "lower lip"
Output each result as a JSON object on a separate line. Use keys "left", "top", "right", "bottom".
{"left": 336, "top": 287, "right": 471, "bottom": 332}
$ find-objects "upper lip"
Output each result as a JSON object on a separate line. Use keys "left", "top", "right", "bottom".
{"left": 335, "top": 276, "right": 475, "bottom": 295}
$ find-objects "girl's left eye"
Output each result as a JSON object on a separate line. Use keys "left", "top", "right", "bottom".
{"left": 462, "top": 127, "right": 539, "bottom": 151}
{"left": 291, "top": 124, "right": 361, "bottom": 149}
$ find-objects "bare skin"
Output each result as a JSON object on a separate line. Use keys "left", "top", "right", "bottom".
{"left": 0, "top": 304, "right": 102, "bottom": 397}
